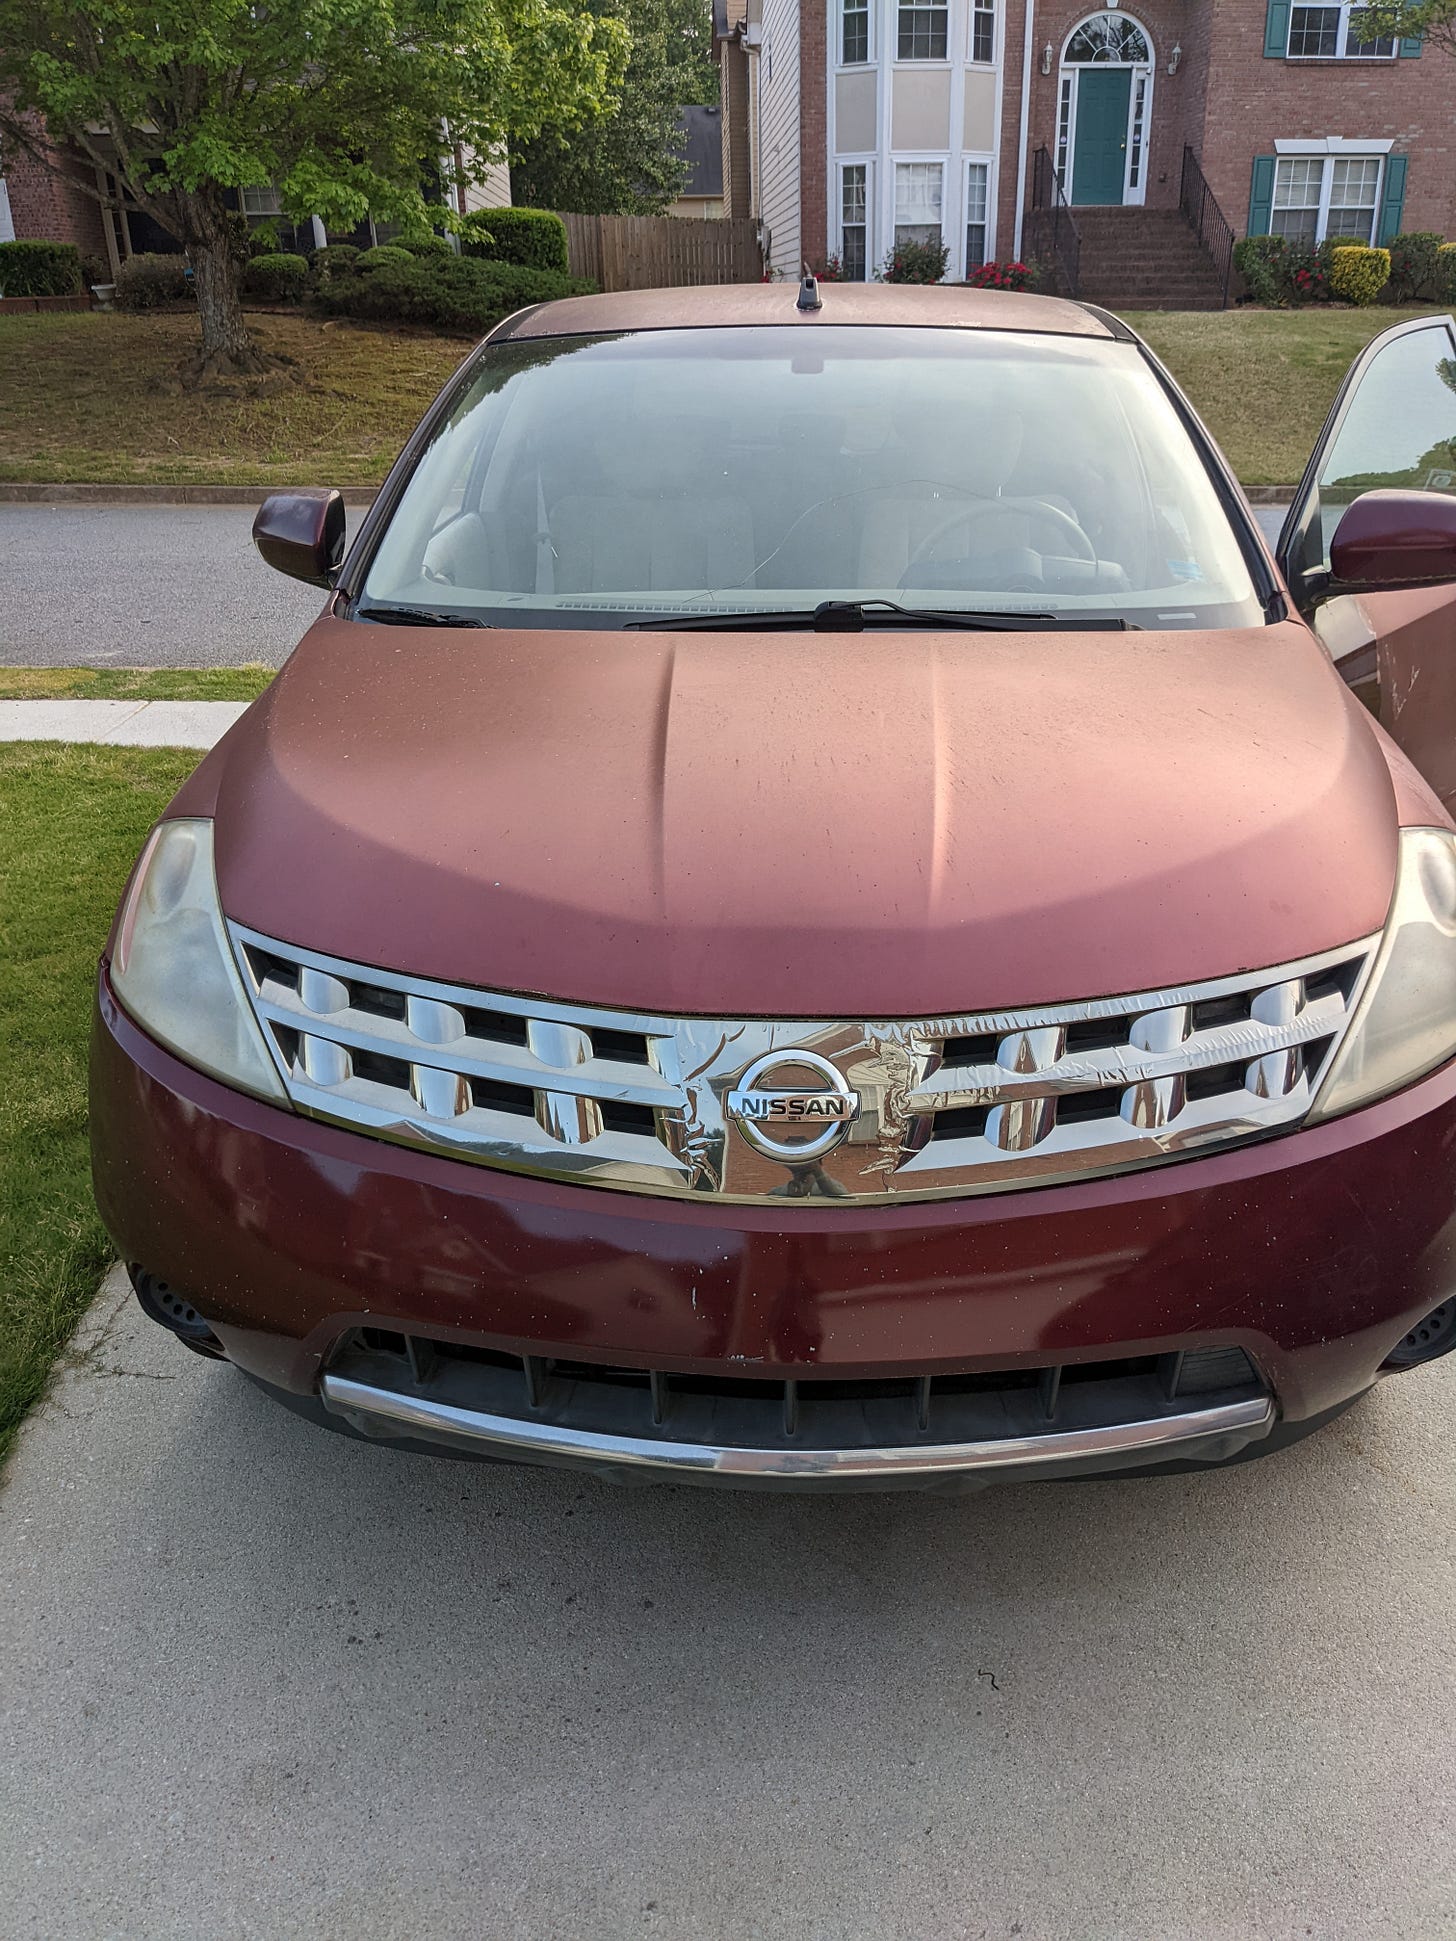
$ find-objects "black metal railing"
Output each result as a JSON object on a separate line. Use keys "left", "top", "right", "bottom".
{"left": 1179, "top": 145, "right": 1235, "bottom": 309}
{"left": 1026, "top": 146, "right": 1081, "bottom": 298}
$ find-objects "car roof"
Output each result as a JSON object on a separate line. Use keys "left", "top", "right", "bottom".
{"left": 494, "top": 281, "right": 1116, "bottom": 343}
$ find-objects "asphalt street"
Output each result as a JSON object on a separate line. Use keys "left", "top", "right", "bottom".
{"left": 0, "top": 504, "right": 326, "bottom": 667}
{"left": 1, "top": 1265, "right": 1452, "bottom": 1940}
{"left": 0, "top": 503, "right": 1293, "bottom": 669}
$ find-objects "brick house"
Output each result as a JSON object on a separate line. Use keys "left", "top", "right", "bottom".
{"left": 0, "top": 107, "right": 108, "bottom": 263}
{"left": 715, "top": 0, "right": 1456, "bottom": 299}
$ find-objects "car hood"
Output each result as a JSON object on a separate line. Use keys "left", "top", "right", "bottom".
{"left": 190, "top": 614, "right": 1399, "bottom": 1018}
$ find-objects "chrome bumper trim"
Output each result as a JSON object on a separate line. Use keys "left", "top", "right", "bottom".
{"left": 319, "top": 1374, "right": 1276, "bottom": 1481}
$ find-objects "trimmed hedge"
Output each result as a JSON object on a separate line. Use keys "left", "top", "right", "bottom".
{"left": 403, "top": 235, "right": 457, "bottom": 258}
{"left": 1328, "top": 245, "right": 1390, "bottom": 306}
{"left": 1385, "top": 231, "right": 1445, "bottom": 303}
{"left": 461, "top": 207, "right": 569, "bottom": 275}
{"left": 357, "top": 244, "right": 416, "bottom": 270}
{"left": 310, "top": 244, "right": 361, "bottom": 279}
{"left": 116, "top": 253, "right": 193, "bottom": 309}
{"left": 0, "top": 240, "right": 83, "bottom": 298}
{"left": 1439, "top": 243, "right": 1456, "bottom": 302}
{"left": 313, "top": 253, "right": 593, "bottom": 334}
{"left": 244, "top": 251, "right": 310, "bottom": 302}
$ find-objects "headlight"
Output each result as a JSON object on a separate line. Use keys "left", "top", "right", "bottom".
{"left": 111, "top": 817, "right": 289, "bottom": 1106}
{"left": 1309, "top": 826, "right": 1456, "bottom": 1123}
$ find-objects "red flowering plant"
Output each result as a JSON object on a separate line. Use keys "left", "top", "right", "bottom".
{"left": 966, "top": 260, "right": 1034, "bottom": 291}
{"left": 818, "top": 253, "right": 845, "bottom": 282}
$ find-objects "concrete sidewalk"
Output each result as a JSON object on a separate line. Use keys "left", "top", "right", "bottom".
{"left": 0, "top": 698, "right": 248, "bottom": 746}
{"left": 1, "top": 1262, "right": 1453, "bottom": 1939}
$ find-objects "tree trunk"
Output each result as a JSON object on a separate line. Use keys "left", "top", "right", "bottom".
{"left": 190, "top": 226, "right": 252, "bottom": 365}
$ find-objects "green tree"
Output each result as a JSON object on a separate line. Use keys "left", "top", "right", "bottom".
{"left": 510, "top": 0, "right": 716, "bottom": 215}
{"left": 1352, "top": 2, "right": 1454, "bottom": 51}
{"left": 0, "top": 0, "right": 627, "bottom": 374}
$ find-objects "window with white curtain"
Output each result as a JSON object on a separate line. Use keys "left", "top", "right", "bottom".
{"left": 894, "top": 162, "right": 944, "bottom": 250}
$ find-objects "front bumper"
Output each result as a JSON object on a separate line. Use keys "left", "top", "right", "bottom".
{"left": 91, "top": 971, "right": 1456, "bottom": 1485}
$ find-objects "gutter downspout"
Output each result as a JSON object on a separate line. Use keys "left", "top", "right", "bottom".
{"left": 1012, "top": 0, "right": 1035, "bottom": 260}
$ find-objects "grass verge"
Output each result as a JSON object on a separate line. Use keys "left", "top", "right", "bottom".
{"left": 1118, "top": 306, "right": 1448, "bottom": 485}
{"left": 0, "top": 665, "right": 275, "bottom": 702}
{"left": 0, "top": 311, "right": 466, "bottom": 487}
{"left": 0, "top": 742, "right": 198, "bottom": 1464}
{"left": 0, "top": 304, "right": 1448, "bottom": 492}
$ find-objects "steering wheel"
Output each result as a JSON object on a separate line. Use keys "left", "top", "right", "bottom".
{"left": 904, "top": 495, "right": 1097, "bottom": 574}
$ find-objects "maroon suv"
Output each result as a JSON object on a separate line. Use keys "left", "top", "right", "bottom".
{"left": 91, "top": 285, "right": 1456, "bottom": 1488}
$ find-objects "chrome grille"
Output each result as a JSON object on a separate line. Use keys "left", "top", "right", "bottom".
{"left": 231, "top": 923, "right": 1376, "bottom": 1204}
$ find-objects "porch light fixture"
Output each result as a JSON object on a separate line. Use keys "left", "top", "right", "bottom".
{"left": 1167, "top": 41, "right": 1182, "bottom": 72}
{"left": 1041, "top": 41, "right": 1053, "bottom": 71}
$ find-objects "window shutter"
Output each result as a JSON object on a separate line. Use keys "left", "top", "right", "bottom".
{"left": 1398, "top": 32, "right": 1422, "bottom": 55}
{"left": 1248, "top": 155, "right": 1276, "bottom": 236}
{"left": 1263, "top": 0, "right": 1291, "bottom": 56}
{"left": 1377, "top": 155, "right": 1407, "bottom": 244}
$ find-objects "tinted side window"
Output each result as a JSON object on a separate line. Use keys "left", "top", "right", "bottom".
{"left": 1312, "top": 323, "right": 1456, "bottom": 564}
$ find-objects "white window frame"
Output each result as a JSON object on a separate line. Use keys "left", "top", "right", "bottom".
{"left": 1285, "top": 1, "right": 1397, "bottom": 59}
{"left": 964, "top": 157, "right": 991, "bottom": 270}
{"left": 840, "top": 0, "right": 872, "bottom": 67}
{"left": 896, "top": 0, "right": 950, "bottom": 62}
{"left": 241, "top": 183, "right": 283, "bottom": 218}
{"left": 1271, "top": 152, "right": 1385, "bottom": 244}
{"left": 968, "top": 0, "right": 996, "bottom": 65}
{"left": 838, "top": 160, "right": 873, "bottom": 278}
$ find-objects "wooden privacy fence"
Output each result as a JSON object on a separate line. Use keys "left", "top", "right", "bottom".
{"left": 557, "top": 213, "right": 762, "bottom": 292}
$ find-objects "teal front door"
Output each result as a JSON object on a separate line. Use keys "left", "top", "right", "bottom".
{"left": 1071, "top": 69, "right": 1131, "bottom": 205}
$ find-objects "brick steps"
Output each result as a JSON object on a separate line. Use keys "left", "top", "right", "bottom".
{"left": 1070, "top": 207, "right": 1226, "bottom": 311}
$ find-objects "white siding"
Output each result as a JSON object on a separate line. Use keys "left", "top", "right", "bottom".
{"left": 759, "top": 0, "right": 802, "bottom": 276}
{"left": 0, "top": 176, "right": 14, "bottom": 245}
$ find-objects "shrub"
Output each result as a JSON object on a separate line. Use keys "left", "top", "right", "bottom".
{"left": 1385, "top": 231, "right": 1445, "bottom": 303}
{"left": 313, "top": 253, "right": 593, "bottom": 333}
{"left": 460, "top": 206, "right": 569, "bottom": 274}
{"left": 115, "top": 252, "right": 193, "bottom": 309}
{"left": 243, "top": 252, "right": 310, "bottom": 303}
{"left": 0, "top": 239, "right": 83, "bottom": 298}
{"left": 357, "top": 244, "right": 416, "bottom": 270}
{"left": 966, "top": 260, "right": 1033, "bottom": 291}
{"left": 402, "top": 235, "right": 456, "bottom": 258}
{"left": 1233, "top": 234, "right": 1287, "bottom": 305}
{"left": 1328, "top": 244, "right": 1391, "bottom": 306}
{"left": 880, "top": 237, "right": 949, "bottom": 284}
{"left": 311, "top": 244, "right": 360, "bottom": 280}
{"left": 1438, "top": 243, "right": 1456, "bottom": 303}
{"left": 1285, "top": 243, "right": 1333, "bottom": 305}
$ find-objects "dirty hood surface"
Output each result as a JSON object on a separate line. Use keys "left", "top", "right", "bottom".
{"left": 195, "top": 616, "right": 1399, "bottom": 1018}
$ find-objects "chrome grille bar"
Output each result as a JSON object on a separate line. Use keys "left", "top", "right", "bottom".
{"left": 229, "top": 922, "right": 1377, "bottom": 1205}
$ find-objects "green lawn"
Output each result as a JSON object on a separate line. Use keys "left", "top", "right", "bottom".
{"left": 0, "top": 303, "right": 1448, "bottom": 490}
{"left": 1118, "top": 305, "right": 1449, "bottom": 485}
{"left": 0, "top": 742, "right": 199, "bottom": 1462}
{"left": 0, "top": 665, "right": 275, "bottom": 701}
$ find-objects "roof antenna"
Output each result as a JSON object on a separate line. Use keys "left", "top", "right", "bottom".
{"left": 796, "top": 262, "right": 823, "bottom": 312}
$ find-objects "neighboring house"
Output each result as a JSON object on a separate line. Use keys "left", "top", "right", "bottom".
{"left": 0, "top": 107, "right": 509, "bottom": 269}
{"left": 0, "top": 106, "right": 109, "bottom": 265}
{"left": 716, "top": 0, "right": 1456, "bottom": 290}
{"left": 668, "top": 105, "right": 727, "bottom": 218}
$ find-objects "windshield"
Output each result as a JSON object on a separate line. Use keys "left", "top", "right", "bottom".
{"left": 358, "top": 325, "right": 1264, "bottom": 630}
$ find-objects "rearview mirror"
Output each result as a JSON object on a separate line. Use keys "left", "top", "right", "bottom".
{"left": 1330, "top": 489, "right": 1456, "bottom": 592}
{"left": 252, "top": 489, "right": 346, "bottom": 588}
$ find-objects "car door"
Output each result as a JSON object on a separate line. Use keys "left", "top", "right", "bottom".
{"left": 1277, "top": 313, "right": 1456, "bottom": 810}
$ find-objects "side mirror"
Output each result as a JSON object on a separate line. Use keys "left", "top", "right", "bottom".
{"left": 1330, "top": 488, "right": 1456, "bottom": 592}
{"left": 252, "top": 489, "right": 346, "bottom": 588}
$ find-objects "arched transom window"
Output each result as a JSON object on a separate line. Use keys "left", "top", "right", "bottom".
{"left": 1065, "top": 15, "right": 1152, "bottom": 61}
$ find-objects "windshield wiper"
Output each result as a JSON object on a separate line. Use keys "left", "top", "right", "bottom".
{"left": 353, "top": 603, "right": 489, "bottom": 628}
{"left": 629, "top": 599, "right": 1131, "bottom": 633}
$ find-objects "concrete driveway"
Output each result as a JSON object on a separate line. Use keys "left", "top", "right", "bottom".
{"left": 2, "top": 1265, "right": 1452, "bottom": 1940}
